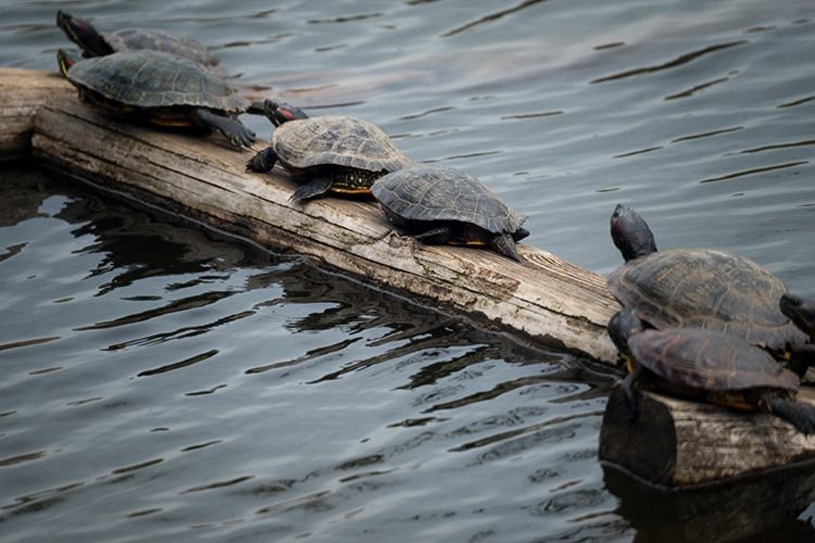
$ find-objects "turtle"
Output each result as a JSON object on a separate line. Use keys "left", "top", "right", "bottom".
{"left": 607, "top": 204, "right": 808, "bottom": 356}
{"left": 245, "top": 100, "right": 413, "bottom": 204}
{"left": 56, "top": 10, "right": 221, "bottom": 70}
{"left": 370, "top": 165, "right": 529, "bottom": 262}
{"left": 607, "top": 308, "right": 815, "bottom": 434}
{"left": 57, "top": 49, "right": 255, "bottom": 149}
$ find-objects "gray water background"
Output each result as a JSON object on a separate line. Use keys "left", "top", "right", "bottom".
{"left": 1, "top": 0, "right": 814, "bottom": 541}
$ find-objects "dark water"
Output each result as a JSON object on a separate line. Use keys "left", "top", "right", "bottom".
{"left": 2, "top": 1, "right": 815, "bottom": 541}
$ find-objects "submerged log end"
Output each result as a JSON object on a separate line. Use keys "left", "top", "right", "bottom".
{"left": 599, "top": 385, "right": 815, "bottom": 487}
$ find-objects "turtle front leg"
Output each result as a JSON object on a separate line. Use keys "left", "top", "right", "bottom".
{"left": 191, "top": 108, "right": 256, "bottom": 149}
{"left": 247, "top": 147, "right": 279, "bottom": 173}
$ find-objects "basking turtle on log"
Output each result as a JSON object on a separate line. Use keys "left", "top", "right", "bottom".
{"left": 607, "top": 308, "right": 815, "bottom": 435}
{"left": 56, "top": 10, "right": 221, "bottom": 70}
{"left": 371, "top": 165, "right": 529, "bottom": 262}
{"left": 607, "top": 204, "right": 808, "bottom": 363}
{"left": 56, "top": 49, "right": 254, "bottom": 149}
{"left": 246, "top": 100, "right": 412, "bottom": 204}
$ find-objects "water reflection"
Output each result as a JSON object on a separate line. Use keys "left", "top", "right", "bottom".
{"left": 604, "top": 462, "right": 815, "bottom": 543}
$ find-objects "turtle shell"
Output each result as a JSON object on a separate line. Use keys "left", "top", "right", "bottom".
{"left": 105, "top": 28, "right": 220, "bottom": 67}
{"left": 607, "top": 248, "right": 807, "bottom": 350}
{"left": 65, "top": 50, "right": 247, "bottom": 113}
{"left": 629, "top": 327, "right": 799, "bottom": 393}
{"left": 271, "top": 116, "right": 412, "bottom": 173}
{"left": 370, "top": 165, "right": 527, "bottom": 235}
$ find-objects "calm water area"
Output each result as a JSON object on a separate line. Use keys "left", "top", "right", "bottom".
{"left": 1, "top": 1, "right": 814, "bottom": 541}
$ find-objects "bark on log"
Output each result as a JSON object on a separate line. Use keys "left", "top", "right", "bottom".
{"left": 600, "top": 385, "right": 815, "bottom": 487}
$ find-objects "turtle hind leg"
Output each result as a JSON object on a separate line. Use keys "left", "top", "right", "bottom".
{"left": 491, "top": 233, "right": 522, "bottom": 262}
{"left": 414, "top": 226, "right": 451, "bottom": 245}
{"left": 290, "top": 178, "right": 334, "bottom": 204}
{"left": 762, "top": 395, "right": 815, "bottom": 435}
{"left": 247, "top": 147, "right": 278, "bottom": 173}
{"left": 191, "top": 108, "right": 256, "bottom": 149}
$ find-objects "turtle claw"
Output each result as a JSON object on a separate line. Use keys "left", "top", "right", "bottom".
{"left": 246, "top": 147, "right": 277, "bottom": 173}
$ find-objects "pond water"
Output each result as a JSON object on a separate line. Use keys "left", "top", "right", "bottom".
{"left": 1, "top": 1, "right": 814, "bottom": 541}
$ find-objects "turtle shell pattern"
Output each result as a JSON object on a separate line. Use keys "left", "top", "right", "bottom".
{"left": 271, "top": 116, "right": 412, "bottom": 173}
{"left": 65, "top": 50, "right": 247, "bottom": 113}
{"left": 105, "top": 28, "right": 219, "bottom": 67}
{"left": 371, "top": 165, "right": 528, "bottom": 235}
{"left": 608, "top": 248, "right": 808, "bottom": 350}
{"left": 628, "top": 327, "right": 799, "bottom": 393}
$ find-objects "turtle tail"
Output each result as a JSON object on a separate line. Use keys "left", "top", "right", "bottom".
{"left": 491, "top": 233, "right": 522, "bottom": 262}
{"left": 762, "top": 395, "right": 815, "bottom": 435}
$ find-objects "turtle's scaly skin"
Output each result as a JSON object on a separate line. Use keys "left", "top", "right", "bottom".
{"left": 59, "top": 49, "right": 254, "bottom": 148}
{"left": 56, "top": 10, "right": 220, "bottom": 68}
{"left": 371, "top": 165, "right": 529, "bottom": 261}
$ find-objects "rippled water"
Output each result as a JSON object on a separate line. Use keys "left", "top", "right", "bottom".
{"left": 1, "top": 1, "right": 815, "bottom": 541}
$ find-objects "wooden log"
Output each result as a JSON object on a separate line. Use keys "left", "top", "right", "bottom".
{"left": 0, "top": 67, "right": 621, "bottom": 363}
{"left": 599, "top": 385, "right": 815, "bottom": 487}
{"left": 0, "top": 68, "right": 73, "bottom": 160}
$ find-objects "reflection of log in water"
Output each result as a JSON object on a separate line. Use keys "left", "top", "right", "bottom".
{"left": 0, "top": 169, "right": 50, "bottom": 228}
{"left": 603, "top": 461, "right": 815, "bottom": 543}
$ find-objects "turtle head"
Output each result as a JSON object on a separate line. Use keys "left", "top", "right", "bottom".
{"left": 56, "top": 48, "right": 81, "bottom": 78}
{"left": 56, "top": 10, "right": 114, "bottom": 57}
{"left": 607, "top": 309, "right": 645, "bottom": 358}
{"left": 610, "top": 204, "right": 657, "bottom": 262}
{"left": 780, "top": 294, "right": 815, "bottom": 337}
{"left": 261, "top": 100, "right": 309, "bottom": 126}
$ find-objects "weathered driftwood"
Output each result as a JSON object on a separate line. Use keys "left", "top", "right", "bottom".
{"left": 600, "top": 385, "right": 815, "bottom": 486}
{"left": 0, "top": 68, "right": 74, "bottom": 160}
{"left": 3, "top": 67, "right": 815, "bottom": 486}
{"left": 1, "top": 67, "right": 620, "bottom": 362}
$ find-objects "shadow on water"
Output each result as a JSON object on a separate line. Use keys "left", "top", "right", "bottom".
{"left": 604, "top": 461, "right": 815, "bottom": 543}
